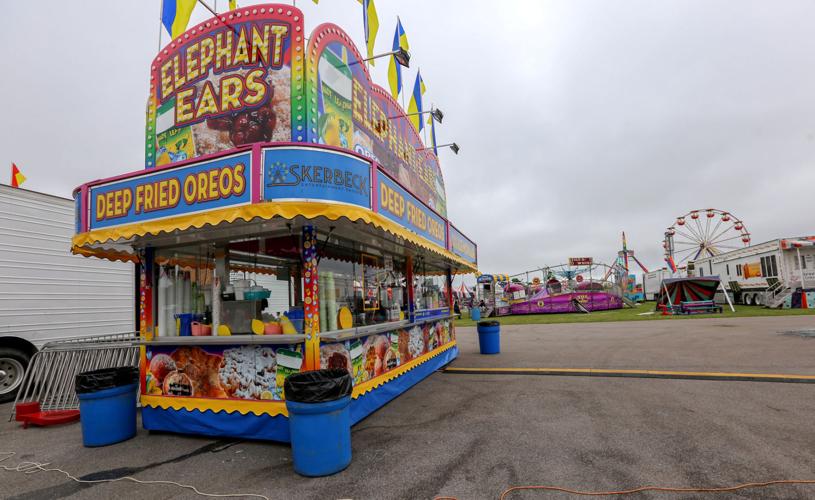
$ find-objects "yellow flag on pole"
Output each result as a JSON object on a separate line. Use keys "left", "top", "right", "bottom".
{"left": 407, "top": 71, "right": 426, "bottom": 132}
{"left": 360, "top": 0, "right": 379, "bottom": 65}
{"left": 161, "top": 0, "right": 197, "bottom": 39}
{"left": 387, "top": 17, "right": 409, "bottom": 99}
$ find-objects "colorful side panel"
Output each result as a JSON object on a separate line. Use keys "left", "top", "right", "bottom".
{"left": 141, "top": 342, "right": 458, "bottom": 443}
{"left": 305, "top": 23, "right": 447, "bottom": 216}
{"left": 320, "top": 318, "right": 454, "bottom": 384}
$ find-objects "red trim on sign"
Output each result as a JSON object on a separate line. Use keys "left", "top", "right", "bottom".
{"left": 251, "top": 143, "right": 262, "bottom": 203}
{"left": 80, "top": 185, "right": 89, "bottom": 233}
{"left": 370, "top": 162, "right": 379, "bottom": 213}
{"left": 76, "top": 143, "right": 373, "bottom": 192}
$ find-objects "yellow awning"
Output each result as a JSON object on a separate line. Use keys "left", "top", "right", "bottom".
{"left": 73, "top": 201, "right": 478, "bottom": 273}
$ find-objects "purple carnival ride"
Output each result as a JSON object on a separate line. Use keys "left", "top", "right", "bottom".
{"left": 505, "top": 261, "right": 626, "bottom": 315}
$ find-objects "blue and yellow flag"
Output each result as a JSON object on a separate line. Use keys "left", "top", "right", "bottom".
{"left": 407, "top": 71, "right": 425, "bottom": 132}
{"left": 387, "top": 17, "right": 409, "bottom": 99}
{"left": 229, "top": 0, "right": 237, "bottom": 10}
{"left": 360, "top": 0, "right": 379, "bottom": 65}
{"left": 162, "top": 0, "right": 197, "bottom": 39}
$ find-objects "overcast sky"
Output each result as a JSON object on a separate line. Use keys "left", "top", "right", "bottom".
{"left": 2, "top": 1, "right": 814, "bottom": 276}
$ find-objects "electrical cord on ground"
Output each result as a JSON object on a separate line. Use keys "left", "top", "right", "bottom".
{"left": 497, "top": 479, "right": 815, "bottom": 498}
{"left": 0, "top": 451, "right": 271, "bottom": 500}
{"left": 8, "top": 449, "right": 815, "bottom": 499}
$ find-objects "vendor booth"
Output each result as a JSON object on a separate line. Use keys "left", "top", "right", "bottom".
{"left": 71, "top": 5, "right": 477, "bottom": 442}
{"left": 475, "top": 274, "right": 511, "bottom": 317}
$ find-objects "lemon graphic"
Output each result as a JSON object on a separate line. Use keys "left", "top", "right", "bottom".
{"left": 260, "top": 390, "right": 273, "bottom": 400}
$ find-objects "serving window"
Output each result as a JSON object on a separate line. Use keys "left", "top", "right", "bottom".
{"left": 317, "top": 253, "right": 406, "bottom": 332}
{"left": 413, "top": 259, "right": 450, "bottom": 317}
{"left": 153, "top": 238, "right": 302, "bottom": 337}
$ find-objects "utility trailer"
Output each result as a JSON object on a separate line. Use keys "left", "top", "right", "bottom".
{"left": 688, "top": 236, "right": 815, "bottom": 308}
{"left": 643, "top": 268, "right": 670, "bottom": 301}
{"left": 0, "top": 185, "right": 135, "bottom": 402}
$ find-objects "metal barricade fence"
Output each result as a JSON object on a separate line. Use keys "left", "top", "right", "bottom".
{"left": 9, "top": 332, "right": 140, "bottom": 421}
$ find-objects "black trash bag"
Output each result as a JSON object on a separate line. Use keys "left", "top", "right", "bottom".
{"left": 75, "top": 367, "right": 139, "bottom": 394}
{"left": 478, "top": 320, "right": 500, "bottom": 327}
{"left": 284, "top": 369, "right": 353, "bottom": 403}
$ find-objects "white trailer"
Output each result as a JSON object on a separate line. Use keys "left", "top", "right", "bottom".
{"left": 0, "top": 185, "right": 135, "bottom": 402}
{"left": 688, "top": 236, "right": 815, "bottom": 307}
{"left": 642, "top": 268, "right": 669, "bottom": 301}
{"left": 642, "top": 266, "right": 688, "bottom": 301}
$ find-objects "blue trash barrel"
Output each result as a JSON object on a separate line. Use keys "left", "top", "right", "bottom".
{"left": 75, "top": 367, "right": 138, "bottom": 447}
{"left": 286, "top": 396, "right": 352, "bottom": 476}
{"left": 284, "top": 369, "right": 353, "bottom": 477}
{"left": 477, "top": 320, "right": 501, "bottom": 354}
{"left": 470, "top": 307, "right": 481, "bottom": 321}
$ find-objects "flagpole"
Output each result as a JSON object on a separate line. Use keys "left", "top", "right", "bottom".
{"left": 197, "top": 0, "right": 219, "bottom": 16}
{"left": 362, "top": 1, "right": 369, "bottom": 70}
{"left": 423, "top": 101, "right": 431, "bottom": 144}
{"left": 158, "top": 0, "right": 164, "bottom": 51}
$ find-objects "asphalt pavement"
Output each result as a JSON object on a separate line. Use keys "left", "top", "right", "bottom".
{"left": 1, "top": 315, "right": 814, "bottom": 499}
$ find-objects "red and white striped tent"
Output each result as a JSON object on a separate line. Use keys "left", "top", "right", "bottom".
{"left": 454, "top": 282, "right": 474, "bottom": 298}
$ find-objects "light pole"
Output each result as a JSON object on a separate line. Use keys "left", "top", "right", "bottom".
{"left": 351, "top": 47, "right": 411, "bottom": 67}
{"left": 416, "top": 142, "right": 460, "bottom": 155}
{"left": 389, "top": 107, "right": 444, "bottom": 124}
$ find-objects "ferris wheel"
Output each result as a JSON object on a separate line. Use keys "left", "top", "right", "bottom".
{"left": 663, "top": 208, "right": 751, "bottom": 265}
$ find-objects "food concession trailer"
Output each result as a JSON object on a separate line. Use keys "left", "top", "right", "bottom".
{"left": 71, "top": 5, "right": 477, "bottom": 442}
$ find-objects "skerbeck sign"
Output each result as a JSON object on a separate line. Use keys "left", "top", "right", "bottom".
{"left": 262, "top": 147, "right": 371, "bottom": 208}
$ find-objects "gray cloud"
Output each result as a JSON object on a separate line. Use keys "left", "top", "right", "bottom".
{"left": 2, "top": 0, "right": 813, "bottom": 277}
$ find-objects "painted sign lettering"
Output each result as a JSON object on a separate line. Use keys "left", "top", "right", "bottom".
{"left": 145, "top": 7, "right": 305, "bottom": 169}
{"left": 91, "top": 152, "right": 251, "bottom": 229}
{"left": 376, "top": 173, "right": 446, "bottom": 248}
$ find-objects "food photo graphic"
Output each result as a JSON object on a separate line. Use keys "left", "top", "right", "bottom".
{"left": 318, "top": 319, "right": 453, "bottom": 386}
{"left": 145, "top": 344, "right": 303, "bottom": 401}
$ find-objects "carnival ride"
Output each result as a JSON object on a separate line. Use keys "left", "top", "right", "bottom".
{"left": 618, "top": 232, "right": 648, "bottom": 302}
{"left": 664, "top": 209, "right": 750, "bottom": 267}
{"left": 496, "top": 260, "right": 626, "bottom": 315}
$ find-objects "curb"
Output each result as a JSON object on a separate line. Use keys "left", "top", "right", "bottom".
{"left": 442, "top": 367, "right": 815, "bottom": 384}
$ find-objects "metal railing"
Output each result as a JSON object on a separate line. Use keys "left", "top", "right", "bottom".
{"left": 763, "top": 280, "right": 793, "bottom": 309}
{"left": 10, "top": 332, "right": 140, "bottom": 421}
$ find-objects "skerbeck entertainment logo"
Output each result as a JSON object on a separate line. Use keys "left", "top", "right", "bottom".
{"left": 265, "top": 161, "right": 369, "bottom": 196}
{"left": 267, "top": 161, "right": 297, "bottom": 186}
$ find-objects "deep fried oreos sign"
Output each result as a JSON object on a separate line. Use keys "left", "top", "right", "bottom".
{"left": 262, "top": 147, "right": 371, "bottom": 208}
